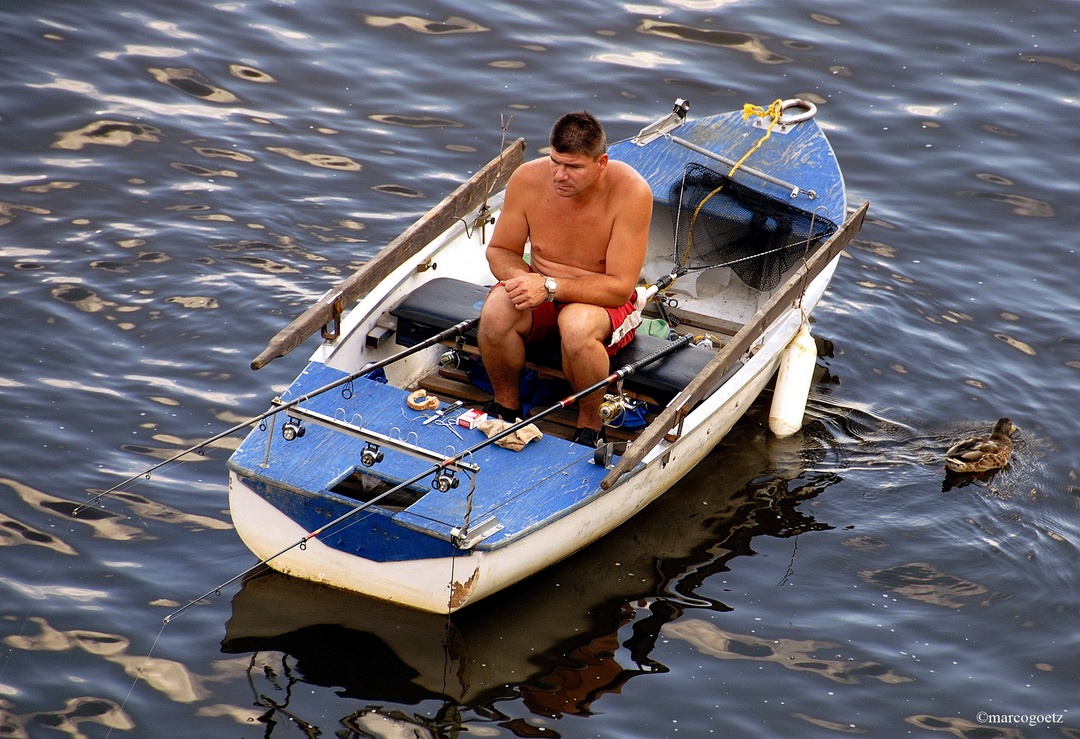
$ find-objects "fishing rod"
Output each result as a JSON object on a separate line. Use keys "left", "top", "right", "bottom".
{"left": 163, "top": 330, "right": 696, "bottom": 623}
{"left": 78, "top": 316, "right": 480, "bottom": 515}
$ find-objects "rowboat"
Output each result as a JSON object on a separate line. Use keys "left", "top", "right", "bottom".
{"left": 226, "top": 97, "right": 868, "bottom": 613}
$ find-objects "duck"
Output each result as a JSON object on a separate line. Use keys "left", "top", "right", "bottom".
{"left": 944, "top": 418, "right": 1016, "bottom": 474}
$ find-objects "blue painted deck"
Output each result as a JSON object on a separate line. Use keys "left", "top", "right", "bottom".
{"left": 228, "top": 362, "right": 613, "bottom": 558}
{"left": 609, "top": 109, "right": 846, "bottom": 225}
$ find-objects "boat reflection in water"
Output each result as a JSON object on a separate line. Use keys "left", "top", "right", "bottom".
{"left": 221, "top": 414, "right": 839, "bottom": 735}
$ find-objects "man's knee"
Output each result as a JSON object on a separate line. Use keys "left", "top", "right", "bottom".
{"left": 557, "top": 304, "right": 610, "bottom": 354}
{"left": 480, "top": 288, "right": 511, "bottom": 327}
{"left": 480, "top": 287, "right": 530, "bottom": 340}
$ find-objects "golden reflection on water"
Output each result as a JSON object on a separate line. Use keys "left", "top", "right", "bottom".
{"left": 0, "top": 202, "right": 49, "bottom": 229}
{"left": 860, "top": 562, "right": 988, "bottom": 609}
{"left": 363, "top": 15, "right": 488, "bottom": 35}
{"left": 592, "top": 50, "right": 682, "bottom": 70}
{"left": 0, "top": 476, "right": 230, "bottom": 553}
{"left": 791, "top": 712, "right": 863, "bottom": 734}
{"left": 637, "top": 19, "right": 793, "bottom": 65}
{"left": 994, "top": 333, "right": 1037, "bottom": 357}
{"left": 2, "top": 616, "right": 260, "bottom": 729}
{"left": 228, "top": 64, "right": 275, "bottom": 83}
{"left": 265, "top": 147, "right": 361, "bottom": 171}
{"left": 189, "top": 146, "right": 254, "bottom": 163}
{"left": 18, "top": 180, "right": 79, "bottom": 194}
{"left": 110, "top": 491, "right": 232, "bottom": 531}
{"left": 1018, "top": 54, "right": 1080, "bottom": 72}
{"left": 1, "top": 695, "right": 135, "bottom": 737}
{"left": 97, "top": 45, "right": 187, "bottom": 62}
{"left": 369, "top": 113, "right": 463, "bottom": 129}
{"left": 956, "top": 190, "right": 1055, "bottom": 218}
{"left": 662, "top": 618, "right": 913, "bottom": 684}
{"left": 906, "top": 714, "right": 1024, "bottom": 738}
{"left": 149, "top": 67, "right": 238, "bottom": 103}
{"left": 52, "top": 120, "right": 163, "bottom": 150}
{"left": 1, "top": 580, "right": 106, "bottom": 603}
{"left": 164, "top": 296, "right": 219, "bottom": 310}
{"left": 170, "top": 162, "right": 239, "bottom": 178}
{"left": 0, "top": 514, "right": 76, "bottom": 555}
{"left": 30, "top": 77, "right": 285, "bottom": 122}
{"left": 663, "top": 0, "right": 743, "bottom": 9}
{"left": 1, "top": 476, "right": 143, "bottom": 543}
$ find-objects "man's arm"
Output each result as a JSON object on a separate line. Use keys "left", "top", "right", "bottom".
{"left": 484, "top": 166, "right": 533, "bottom": 282}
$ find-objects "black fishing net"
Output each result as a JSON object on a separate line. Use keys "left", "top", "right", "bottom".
{"left": 669, "top": 162, "right": 838, "bottom": 291}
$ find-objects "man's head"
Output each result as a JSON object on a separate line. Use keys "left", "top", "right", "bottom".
{"left": 548, "top": 112, "right": 609, "bottom": 198}
{"left": 550, "top": 111, "right": 607, "bottom": 160}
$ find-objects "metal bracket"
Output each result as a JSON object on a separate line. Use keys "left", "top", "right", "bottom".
{"left": 662, "top": 404, "right": 690, "bottom": 443}
{"left": 633, "top": 98, "right": 690, "bottom": 146}
{"left": 318, "top": 288, "right": 346, "bottom": 341}
{"left": 752, "top": 117, "right": 796, "bottom": 135}
{"left": 450, "top": 517, "right": 503, "bottom": 549}
{"left": 285, "top": 405, "right": 480, "bottom": 473}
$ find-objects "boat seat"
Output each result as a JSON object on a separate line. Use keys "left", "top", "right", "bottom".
{"left": 390, "top": 277, "right": 718, "bottom": 404}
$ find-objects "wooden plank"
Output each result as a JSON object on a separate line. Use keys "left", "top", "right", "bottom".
{"left": 419, "top": 372, "right": 490, "bottom": 404}
{"left": 251, "top": 138, "right": 528, "bottom": 370}
{"left": 599, "top": 200, "right": 869, "bottom": 490}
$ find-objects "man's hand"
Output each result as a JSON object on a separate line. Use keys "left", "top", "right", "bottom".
{"left": 503, "top": 273, "right": 546, "bottom": 312}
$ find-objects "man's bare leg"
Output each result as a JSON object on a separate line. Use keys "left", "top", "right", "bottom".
{"left": 477, "top": 286, "right": 530, "bottom": 417}
{"left": 557, "top": 303, "right": 612, "bottom": 432}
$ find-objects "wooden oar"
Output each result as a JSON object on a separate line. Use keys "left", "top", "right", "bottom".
{"left": 163, "top": 331, "right": 696, "bottom": 623}
{"left": 78, "top": 317, "right": 479, "bottom": 514}
{"left": 600, "top": 200, "right": 869, "bottom": 490}
{"left": 250, "top": 138, "right": 526, "bottom": 370}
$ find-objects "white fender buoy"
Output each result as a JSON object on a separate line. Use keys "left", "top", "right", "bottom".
{"left": 769, "top": 321, "right": 816, "bottom": 438}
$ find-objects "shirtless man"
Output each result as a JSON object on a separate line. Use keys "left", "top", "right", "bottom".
{"left": 477, "top": 111, "right": 653, "bottom": 446}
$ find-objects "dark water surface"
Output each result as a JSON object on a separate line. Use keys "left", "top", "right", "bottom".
{"left": 1, "top": 0, "right": 1077, "bottom": 736}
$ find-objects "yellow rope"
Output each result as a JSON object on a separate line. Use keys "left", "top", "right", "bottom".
{"left": 729, "top": 99, "right": 784, "bottom": 175}
{"left": 679, "top": 99, "right": 785, "bottom": 272}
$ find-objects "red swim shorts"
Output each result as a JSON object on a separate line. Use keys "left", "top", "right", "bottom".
{"left": 524, "top": 291, "right": 643, "bottom": 356}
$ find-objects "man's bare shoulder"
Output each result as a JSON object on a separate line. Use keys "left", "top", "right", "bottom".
{"left": 607, "top": 160, "right": 651, "bottom": 192}
{"left": 508, "top": 157, "right": 549, "bottom": 185}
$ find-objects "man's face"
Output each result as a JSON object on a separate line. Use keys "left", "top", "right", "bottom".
{"left": 548, "top": 148, "right": 607, "bottom": 198}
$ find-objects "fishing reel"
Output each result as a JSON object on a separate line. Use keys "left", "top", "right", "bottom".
{"left": 439, "top": 349, "right": 466, "bottom": 370}
{"left": 281, "top": 417, "right": 306, "bottom": 441}
{"left": 360, "top": 442, "right": 384, "bottom": 468}
{"left": 598, "top": 391, "right": 640, "bottom": 426}
{"left": 432, "top": 469, "right": 460, "bottom": 493}
{"left": 438, "top": 335, "right": 469, "bottom": 370}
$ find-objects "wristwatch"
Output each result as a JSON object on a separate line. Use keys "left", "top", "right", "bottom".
{"left": 544, "top": 277, "right": 558, "bottom": 302}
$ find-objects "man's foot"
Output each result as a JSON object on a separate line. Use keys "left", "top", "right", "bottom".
{"left": 572, "top": 426, "right": 606, "bottom": 448}
{"left": 482, "top": 400, "right": 523, "bottom": 422}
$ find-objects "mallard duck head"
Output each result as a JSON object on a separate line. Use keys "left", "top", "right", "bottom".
{"left": 991, "top": 417, "right": 1016, "bottom": 440}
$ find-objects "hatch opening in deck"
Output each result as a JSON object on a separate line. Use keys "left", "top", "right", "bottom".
{"left": 330, "top": 470, "right": 428, "bottom": 511}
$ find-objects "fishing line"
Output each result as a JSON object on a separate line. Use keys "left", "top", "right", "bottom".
{"left": 104, "top": 617, "right": 168, "bottom": 739}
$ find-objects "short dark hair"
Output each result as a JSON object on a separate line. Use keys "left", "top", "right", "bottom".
{"left": 550, "top": 111, "right": 606, "bottom": 159}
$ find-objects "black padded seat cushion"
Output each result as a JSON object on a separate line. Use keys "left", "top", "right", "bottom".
{"left": 389, "top": 277, "right": 716, "bottom": 401}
